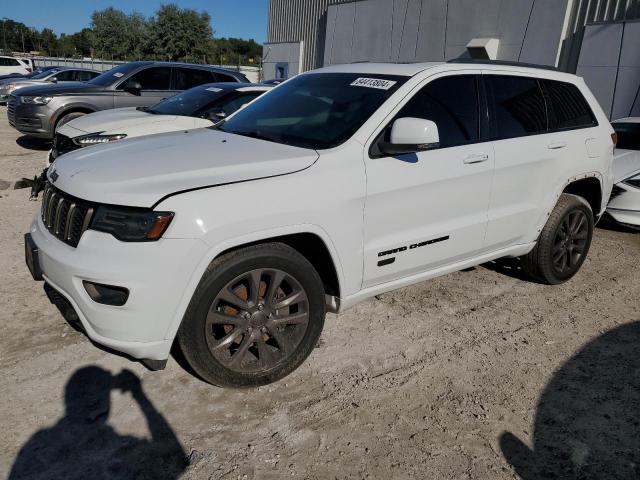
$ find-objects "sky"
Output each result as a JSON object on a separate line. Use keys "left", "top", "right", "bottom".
{"left": 4, "top": 0, "right": 270, "bottom": 42}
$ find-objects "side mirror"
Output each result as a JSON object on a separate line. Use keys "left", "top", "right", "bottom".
{"left": 49, "top": 77, "right": 58, "bottom": 83}
{"left": 125, "top": 80, "right": 143, "bottom": 95}
{"left": 205, "top": 109, "right": 226, "bottom": 121}
{"left": 380, "top": 117, "right": 440, "bottom": 156}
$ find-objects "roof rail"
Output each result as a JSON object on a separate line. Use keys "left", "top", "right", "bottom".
{"left": 447, "top": 58, "right": 559, "bottom": 72}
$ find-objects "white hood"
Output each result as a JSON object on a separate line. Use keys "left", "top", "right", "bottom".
{"left": 60, "top": 107, "right": 185, "bottom": 134}
{"left": 48, "top": 128, "right": 319, "bottom": 207}
{"left": 613, "top": 149, "right": 640, "bottom": 183}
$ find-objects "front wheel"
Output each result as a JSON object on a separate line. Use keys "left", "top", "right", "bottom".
{"left": 521, "top": 193, "right": 594, "bottom": 284}
{"left": 177, "top": 243, "right": 326, "bottom": 388}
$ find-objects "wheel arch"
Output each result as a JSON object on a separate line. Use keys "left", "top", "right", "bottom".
{"left": 562, "top": 175, "right": 603, "bottom": 218}
{"left": 52, "top": 105, "right": 96, "bottom": 130}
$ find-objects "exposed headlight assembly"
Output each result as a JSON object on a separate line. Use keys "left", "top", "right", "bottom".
{"left": 90, "top": 206, "right": 174, "bottom": 242}
{"left": 624, "top": 175, "right": 640, "bottom": 189}
{"left": 73, "top": 133, "right": 128, "bottom": 146}
{"left": 21, "top": 95, "right": 52, "bottom": 105}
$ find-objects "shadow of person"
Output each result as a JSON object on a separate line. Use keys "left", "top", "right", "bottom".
{"left": 500, "top": 321, "right": 640, "bottom": 479}
{"left": 9, "top": 366, "right": 188, "bottom": 480}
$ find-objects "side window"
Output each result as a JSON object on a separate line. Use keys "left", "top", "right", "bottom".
{"left": 52, "top": 70, "right": 75, "bottom": 82}
{"left": 542, "top": 80, "right": 597, "bottom": 131}
{"left": 395, "top": 75, "right": 479, "bottom": 149}
{"left": 174, "top": 68, "right": 216, "bottom": 90}
{"left": 76, "top": 70, "right": 97, "bottom": 82}
{"left": 213, "top": 72, "right": 237, "bottom": 83}
{"left": 9, "top": 58, "right": 20, "bottom": 66}
{"left": 486, "top": 76, "right": 547, "bottom": 140}
{"left": 120, "top": 67, "right": 171, "bottom": 90}
{"left": 218, "top": 92, "right": 261, "bottom": 116}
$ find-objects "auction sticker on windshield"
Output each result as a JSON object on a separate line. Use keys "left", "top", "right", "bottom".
{"left": 350, "top": 78, "right": 397, "bottom": 90}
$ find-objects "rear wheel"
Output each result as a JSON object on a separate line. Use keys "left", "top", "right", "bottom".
{"left": 177, "top": 243, "right": 326, "bottom": 388}
{"left": 521, "top": 193, "right": 594, "bottom": 284}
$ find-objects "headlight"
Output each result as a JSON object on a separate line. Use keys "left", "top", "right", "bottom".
{"left": 90, "top": 206, "right": 174, "bottom": 242}
{"left": 20, "top": 95, "right": 52, "bottom": 105}
{"left": 624, "top": 175, "right": 640, "bottom": 189}
{"left": 73, "top": 133, "right": 128, "bottom": 146}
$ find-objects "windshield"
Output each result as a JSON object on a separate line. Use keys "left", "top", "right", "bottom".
{"left": 148, "top": 86, "right": 228, "bottom": 116}
{"left": 614, "top": 122, "right": 640, "bottom": 150}
{"left": 31, "top": 69, "right": 60, "bottom": 80}
{"left": 88, "top": 63, "right": 144, "bottom": 87}
{"left": 219, "top": 73, "right": 408, "bottom": 149}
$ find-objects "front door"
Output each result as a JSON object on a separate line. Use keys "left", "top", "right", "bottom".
{"left": 363, "top": 74, "right": 494, "bottom": 288}
{"left": 113, "top": 66, "right": 174, "bottom": 108}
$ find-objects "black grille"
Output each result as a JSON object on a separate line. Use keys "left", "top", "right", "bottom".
{"left": 41, "top": 183, "right": 95, "bottom": 247}
{"left": 7, "top": 94, "right": 17, "bottom": 127}
{"left": 51, "top": 133, "right": 80, "bottom": 160}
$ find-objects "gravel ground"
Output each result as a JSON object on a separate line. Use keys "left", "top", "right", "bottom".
{"left": 0, "top": 106, "right": 639, "bottom": 479}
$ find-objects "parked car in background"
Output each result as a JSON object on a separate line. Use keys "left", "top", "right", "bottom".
{"left": 0, "top": 67, "right": 99, "bottom": 104}
{"left": 0, "top": 56, "right": 31, "bottom": 76}
{"left": 607, "top": 118, "right": 640, "bottom": 228}
{"left": 0, "top": 65, "right": 61, "bottom": 82}
{"left": 49, "top": 82, "right": 272, "bottom": 163}
{"left": 25, "top": 61, "right": 614, "bottom": 387}
{"left": 7, "top": 61, "right": 249, "bottom": 139}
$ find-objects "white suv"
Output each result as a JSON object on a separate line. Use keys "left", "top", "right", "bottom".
{"left": 25, "top": 62, "right": 615, "bottom": 387}
{"left": 0, "top": 56, "right": 31, "bottom": 76}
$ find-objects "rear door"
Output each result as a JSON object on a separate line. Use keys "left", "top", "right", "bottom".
{"left": 113, "top": 66, "right": 173, "bottom": 108}
{"left": 363, "top": 73, "right": 494, "bottom": 287}
{"left": 483, "top": 73, "right": 573, "bottom": 249}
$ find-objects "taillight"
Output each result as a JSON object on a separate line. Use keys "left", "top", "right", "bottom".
{"left": 611, "top": 132, "right": 618, "bottom": 146}
{"left": 26, "top": 67, "right": 32, "bottom": 73}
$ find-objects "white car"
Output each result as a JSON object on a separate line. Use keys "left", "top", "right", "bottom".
{"left": 607, "top": 118, "right": 640, "bottom": 228}
{"left": 0, "top": 56, "right": 31, "bottom": 76}
{"left": 49, "top": 83, "right": 273, "bottom": 164}
{"left": 25, "top": 61, "right": 614, "bottom": 387}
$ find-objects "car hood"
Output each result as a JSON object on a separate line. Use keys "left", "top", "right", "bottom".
{"left": 49, "top": 128, "right": 319, "bottom": 207}
{"left": 613, "top": 149, "right": 640, "bottom": 183}
{"left": 15, "top": 82, "right": 104, "bottom": 96}
{"left": 62, "top": 107, "right": 180, "bottom": 134}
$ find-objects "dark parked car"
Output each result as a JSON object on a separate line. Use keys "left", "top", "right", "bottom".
{"left": 0, "top": 67, "right": 99, "bottom": 103}
{"left": 7, "top": 61, "right": 249, "bottom": 139}
{"left": 0, "top": 65, "right": 61, "bottom": 82}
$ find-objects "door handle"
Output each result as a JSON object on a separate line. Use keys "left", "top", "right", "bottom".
{"left": 547, "top": 141, "right": 567, "bottom": 150}
{"left": 463, "top": 154, "right": 489, "bottom": 164}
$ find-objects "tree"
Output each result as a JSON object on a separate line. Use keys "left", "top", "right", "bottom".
{"left": 91, "top": 7, "right": 147, "bottom": 60}
{"left": 146, "top": 4, "right": 212, "bottom": 62}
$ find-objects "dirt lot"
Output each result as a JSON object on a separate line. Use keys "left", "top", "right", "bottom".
{"left": 0, "top": 107, "right": 639, "bottom": 479}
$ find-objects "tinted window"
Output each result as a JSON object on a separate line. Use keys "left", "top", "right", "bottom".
{"left": 148, "top": 86, "right": 230, "bottom": 116}
{"left": 542, "top": 80, "right": 597, "bottom": 131}
{"left": 395, "top": 76, "right": 479, "bottom": 148}
{"left": 487, "top": 76, "right": 547, "bottom": 140}
{"left": 216, "top": 92, "right": 262, "bottom": 117}
{"left": 76, "top": 70, "right": 97, "bottom": 81}
{"left": 122, "top": 67, "right": 171, "bottom": 90}
{"left": 213, "top": 72, "right": 237, "bottom": 83}
{"left": 32, "top": 69, "right": 60, "bottom": 80}
{"left": 52, "top": 70, "right": 75, "bottom": 82}
{"left": 614, "top": 122, "right": 640, "bottom": 150}
{"left": 174, "top": 68, "right": 216, "bottom": 90}
{"left": 9, "top": 58, "right": 20, "bottom": 66}
{"left": 220, "top": 73, "right": 408, "bottom": 149}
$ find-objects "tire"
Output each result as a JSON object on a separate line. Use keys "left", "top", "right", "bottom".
{"left": 521, "top": 193, "right": 594, "bottom": 285}
{"left": 177, "top": 243, "right": 326, "bottom": 388}
{"left": 55, "top": 111, "right": 86, "bottom": 132}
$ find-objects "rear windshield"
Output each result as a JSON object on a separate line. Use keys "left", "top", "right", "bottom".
{"left": 148, "top": 86, "right": 229, "bottom": 116}
{"left": 219, "top": 73, "right": 408, "bottom": 149}
{"left": 614, "top": 122, "right": 640, "bottom": 150}
{"left": 88, "top": 63, "right": 144, "bottom": 87}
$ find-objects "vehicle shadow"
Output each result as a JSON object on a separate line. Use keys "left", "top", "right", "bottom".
{"left": 480, "top": 257, "right": 542, "bottom": 283}
{"left": 500, "top": 321, "right": 640, "bottom": 479}
{"left": 16, "top": 135, "right": 51, "bottom": 151}
{"left": 8, "top": 366, "right": 188, "bottom": 480}
{"left": 596, "top": 215, "right": 639, "bottom": 234}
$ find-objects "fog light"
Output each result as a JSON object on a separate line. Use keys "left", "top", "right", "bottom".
{"left": 83, "top": 281, "right": 129, "bottom": 306}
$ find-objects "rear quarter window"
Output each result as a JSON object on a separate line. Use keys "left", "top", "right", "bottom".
{"left": 542, "top": 80, "right": 597, "bottom": 131}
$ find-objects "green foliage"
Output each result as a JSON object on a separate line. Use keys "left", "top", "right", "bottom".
{"left": 1, "top": 5, "right": 262, "bottom": 64}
